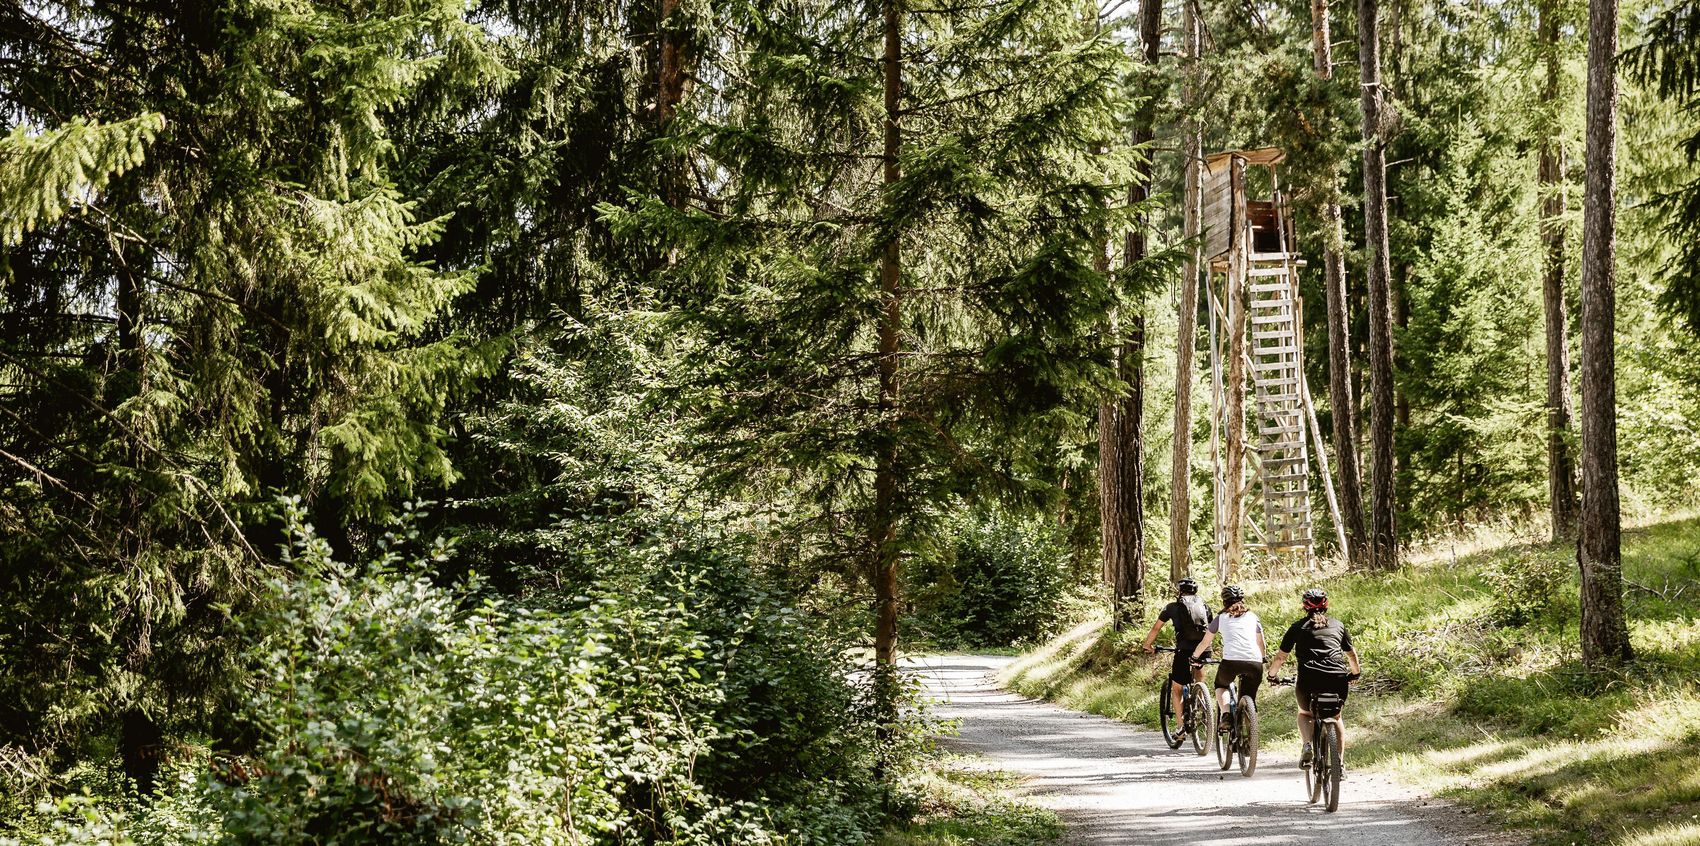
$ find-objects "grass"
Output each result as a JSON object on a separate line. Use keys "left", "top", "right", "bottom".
{"left": 1003, "top": 514, "right": 1700, "bottom": 846}
{"left": 880, "top": 752, "right": 1063, "bottom": 846}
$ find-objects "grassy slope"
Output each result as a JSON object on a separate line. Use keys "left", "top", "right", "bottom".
{"left": 881, "top": 752, "right": 1062, "bottom": 846}
{"left": 1003, "top": 515, "right": 1700, "bottom": 846}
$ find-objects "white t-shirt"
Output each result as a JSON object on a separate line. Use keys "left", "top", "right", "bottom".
{"left": 1207, "top": 610, "right": 1264, "bottom": 662}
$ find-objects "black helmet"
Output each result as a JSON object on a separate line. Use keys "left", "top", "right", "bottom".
{"left": 1302, "top": 588, "right": 1328, "bottom": 611}
{"left": 1177, "top": 578, "right": 1199, "bottom": 595}
{"left": 1221, "top": 584, "right": 1245, "bottom": 603}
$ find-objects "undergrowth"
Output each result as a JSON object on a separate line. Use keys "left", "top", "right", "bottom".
{"left": 1004, "top": 514, "right": 1700, "bottom": 846}
{"left": 880, "top": 753, "right": 1061, "bottom": 846}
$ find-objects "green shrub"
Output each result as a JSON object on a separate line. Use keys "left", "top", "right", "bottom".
{"left": 1481, "top": 548, "right": 1571, "bottom": 627}
{"left": 912, "top": 511, "right": 1085, "bottom": 647}
{"left": 4, "top": 501, "right": 889, "bottom": 846}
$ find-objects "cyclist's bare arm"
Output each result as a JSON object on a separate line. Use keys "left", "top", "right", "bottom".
{"left": 1267, "top": 650, "right": 1290, "bottom": 679}
{"left": 1346, "top": 650, "right": 1361, "bottom": 677}
{"left": 1190, "top": 632, "right": 1215, "bottom": 661}
{"left": 1140, "top": 617, "right": 1166, "bottom": 653}
{"left": 1256, "top": 630, "right": 1268, "bottom": 661}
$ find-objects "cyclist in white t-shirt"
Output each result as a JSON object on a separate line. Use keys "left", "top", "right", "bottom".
{"left": 1189, "top": 584, "right": 1267, "bottom": 730}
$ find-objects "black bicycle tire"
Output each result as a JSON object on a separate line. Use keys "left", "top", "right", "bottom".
{"left": 1189, "top": 682, "right": 1213, "bottom": 755}
{"left": 1324, "top": 721, "right": 1342, "bottom": 812}
{"left": 1159, "top": 679, "right": 1183, "bottom": 749}
{"left": 1216, "top": 700, "right": 1233, "bottom": 770}
{"left": 1239, "top": 697, "right": 1258, "bottom": 777}
{"left": 1307, "top": 720, "right": 1324, "bottom": 804}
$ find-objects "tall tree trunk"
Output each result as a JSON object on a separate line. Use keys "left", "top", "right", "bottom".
{"left": 1578, "top": 0, "right": 1632, "bottom": 667}
{"left": 1169, "top": 0, "right": 1203, "bottom": 584}
{"left": 120, "top": 706, "right": 163, "bottom": 797}
{"left": 1539, "top": 1, "right": 1581, "bottom": 542}
{"left": 657, "top": 0, "right": 690, "bottom": 209}
{"left": 1223, "top": 159, "right": 1249, "bottom": 580}
{"left": 1359, "top": 0, "right": 1399, "bottom": 570}
{"left": 1310, "top": 0, "right": 1369, "bottom": 570}
{"left": 871, "top": 0, "right": 904, "bottom": 741}
{"left": 1104, "top": 0, "right": 1160, "bottom": 627}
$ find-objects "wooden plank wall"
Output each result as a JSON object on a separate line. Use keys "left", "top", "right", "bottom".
{"left": 1202, "top": 160, "right": 1235, "bottom": 260}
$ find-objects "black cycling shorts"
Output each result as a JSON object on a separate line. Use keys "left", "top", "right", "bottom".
{"left": 1214, "top": 659, "right": 1264, "bottom": 699}
{"left": 1170, "top": 641, "right": 1209, "bottom": 686}
{"left": 1295, "top": 673, "right": 1350, "bottom": 711}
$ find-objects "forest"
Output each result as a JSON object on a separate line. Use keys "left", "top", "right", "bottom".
{"left": 2, "top": 0, "right": 1699, "bottom": 839}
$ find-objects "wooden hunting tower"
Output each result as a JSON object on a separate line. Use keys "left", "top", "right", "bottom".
{"left": 1200, "top": 147, "right": 1343, "bottom": 578}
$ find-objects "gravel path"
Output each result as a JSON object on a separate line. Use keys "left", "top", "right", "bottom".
{"left": 913, "top": 654, "right": 1522, "bottom": 846}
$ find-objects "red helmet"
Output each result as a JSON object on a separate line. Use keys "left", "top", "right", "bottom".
{"left": 1302, "top": 588, "right": 1328, "bottom": 611}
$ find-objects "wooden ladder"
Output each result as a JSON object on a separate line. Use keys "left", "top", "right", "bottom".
{"left": 1246, "top": 256, "right": 1312, "bottom": 551}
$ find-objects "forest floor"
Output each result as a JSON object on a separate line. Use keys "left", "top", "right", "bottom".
{"left": 914, "top": 654, "right": 1520, "bottom": 846}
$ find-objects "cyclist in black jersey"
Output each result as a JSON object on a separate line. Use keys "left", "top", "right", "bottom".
{"left": 1141, "top": 578, "right": 1213, "bottom": 732}
{"left": 1267, "top": 588, "right": 1360, "bottom": 777}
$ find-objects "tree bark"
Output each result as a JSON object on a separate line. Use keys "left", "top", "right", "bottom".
{"left": 1359, "top": 0, "right": 1399, "bottom": 570}
{"left": 1310, "top": 0, "right": 1369, "bottom": 570}
{"left": 1169, "top": 0, "right": 1203, "bottom": 584}
{"left": 1578, "top": 0, "right": 1632, "bottom": 667}
{"left": 871, "top": 0, "right": 904, "bottom": 735}
{"left": 1539, "top": 1, "right": 1581, "bottom": 542}
{"left": 657, "top": 0, "right": 690, "bottom": 209}
{"left": 1223, "top": 159, "right": 1248, "bottom": 579}
{"left": 1104, "top": 0, "right": 1160, "bottom": 627}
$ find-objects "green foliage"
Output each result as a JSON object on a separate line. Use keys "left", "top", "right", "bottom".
{"left": 911, "top": 510, "right": 1087, "bottom": 647}
{"left": 3, "top": 499, "right": 889, "bottom": 845}
{"left": 0, "top": 115, "right": 163, "bottom": 245}
{"left": 1482, "top": 548, "right": 1571, "bottom": 627}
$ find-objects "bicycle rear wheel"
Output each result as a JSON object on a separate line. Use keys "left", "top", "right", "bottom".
{"left": 1323, "top": 721, "right": 1342, "bottom": 812}
{"left": 1306, "top": 722, "right": 1323, "bottom": 804}
{"left": 1159, "top": 680, "right": 1183, "bottom": 749}
{"left": 1239, "top": 697, "right": 1258, "bottom": 777}
{"left": 1188, "top": 682, "right": 1213, "bottom": 755}
{"left": 1215, "top": 702, "right": 1233, "bottom": 770}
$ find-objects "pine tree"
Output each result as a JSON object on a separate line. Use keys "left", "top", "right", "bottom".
{"left": 1, "top": 0, "right": 503, "bottom": 786}
{"left": 605, "top": 0, "right": 1156, "bottom": 730}
{"left": 1579, "top": 0, "right": 1633, "bottom": 667}
{"left": 1359, "top": 0, "right": 1401, "bottom": 569}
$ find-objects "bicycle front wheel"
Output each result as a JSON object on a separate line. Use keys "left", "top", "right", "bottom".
{"left": 1159, "top": 680, "right": 1183, "bottom": 749}
{"left": 1189, "top": 683, "right": 1213, "bottom": 755}
{"left": 1239, "top": 697, "right": 1258, "bottom": 777}
{"left": 1324, "top": 721, "right": 1342, "bottom": 812}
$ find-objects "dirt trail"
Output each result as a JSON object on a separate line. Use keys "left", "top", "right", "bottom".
{"left": 913, "top": 654, "right": 1522, "bottom": 846}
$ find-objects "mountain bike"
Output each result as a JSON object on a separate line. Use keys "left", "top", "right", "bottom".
{"left": 1154, "top": 646, "right": 1214, "bottom": 755}
{"left": 1209, "top": 662, "right": 1264, "bottom": 777}
{"left": 1270, "top": 677, "right": 1344, "bottom": 811}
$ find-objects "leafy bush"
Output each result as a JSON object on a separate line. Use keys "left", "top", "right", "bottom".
{"left": 3, "top": 501, "right": 889, "bottom": 846}
{"left": 1481, "top": 548, "right": 1571, "bottom": 627}
{"left": 911, "top": 511, "right": 1086, "bottom": 647}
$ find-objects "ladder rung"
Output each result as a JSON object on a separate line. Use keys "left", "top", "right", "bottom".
{"left": 1261, "top": 455, "right": 1308, "bottom": 467}
{"left": 1254, "top": 376, "right": 1299, "bottom": 388}
{"left": 1252, "top": 329, "right": 1296, "bottom": 340}
{"left": 1263, "top": 472, "right": 1309, "bottom": 484}
{"left": 1254, "top": 345, "right": 1299, "bottom": 356}
{"left": 1251, "top": 313, "right": 1294, "bottom": 325}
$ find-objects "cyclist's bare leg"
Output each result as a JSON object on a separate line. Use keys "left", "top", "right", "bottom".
{"left": 1296, "top": 706, "right": 1315, "bottom": 746}
{"left": 1170, "top": 680, "right": 1184, "bottom": 722}
{"left": 1216, "top": 687, "right": 1232, "bottom": 714}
